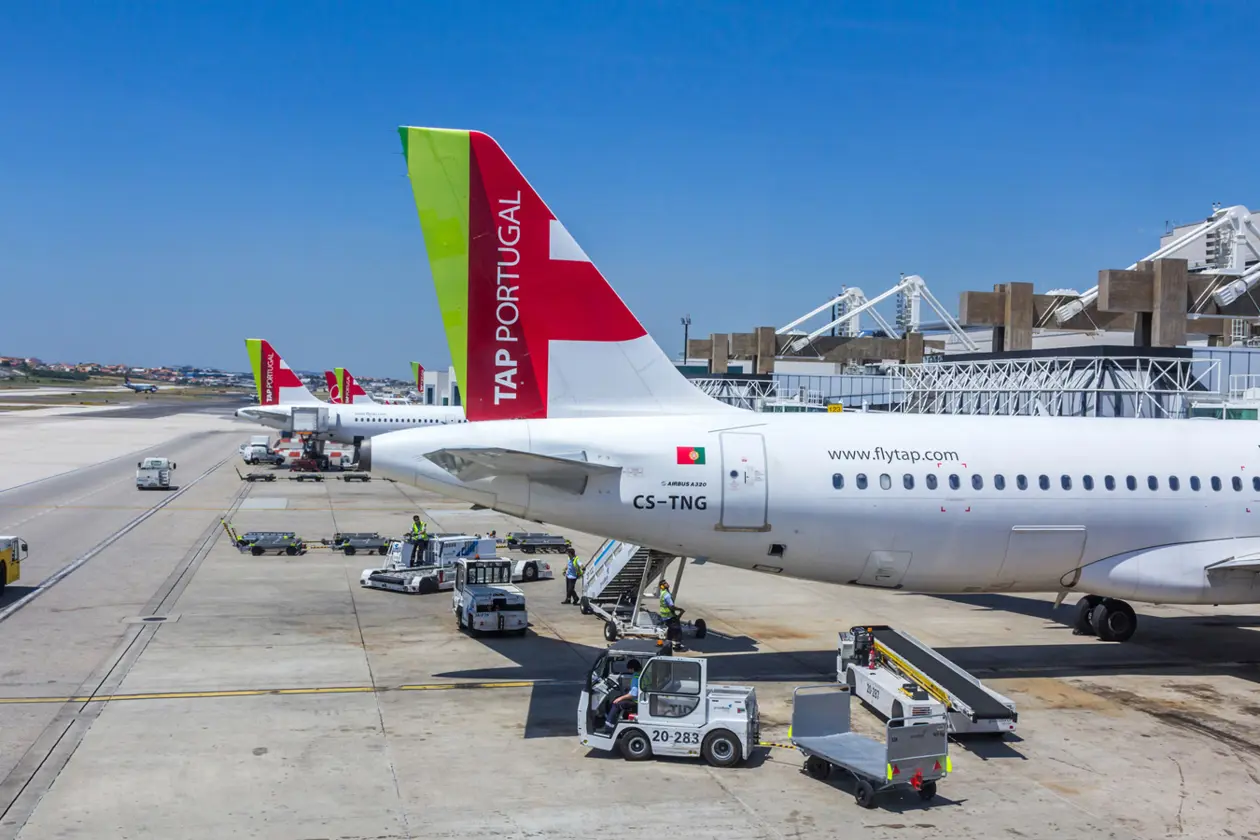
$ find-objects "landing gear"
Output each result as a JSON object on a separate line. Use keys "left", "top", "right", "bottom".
{"left": 1073, "top": 595, "right": 1137, "bottom": 642}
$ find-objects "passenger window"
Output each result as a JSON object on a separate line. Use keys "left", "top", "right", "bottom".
{"left": 879, "top": 474, "right": 892, "bottom": 490}
{"left": 1083, "top": 475, "right": 1094, "bottom": 491}
{"left": 1061, "top": 475, "right": 1072, "bottom": 490}
{"left": 1104, "top": 475, "right": 1116, "bottom": 491}
{"left": 1016, "top": 475, "right": 1028, "bottom": 490}
{"left": 1148, "top": 476, "right": 1158, "bottom": 491}
{"left": 1233, "top": 476, "right": 1243, "bottom": 492}
{"left": 1038, "top": 475, "right": 1049, "bottom": 490}
{"left": 1169, "top": 476, "right": 1180, "bottom": 491}
{"left": 832, "top": 473, "right": 844, "bottom": 490}
{"left": 1211, "top": 476, "right": 1222, "bottom": 492}
{"left": 994, "top": 474, "right": 1006, "bottom": 491}
{"left": 926, "top": 474, "right": 938, "bottom": 490}
{"left": 856, "top": 474, "right": 868, "bottom": 490}
{"left": 1254, "top": 477, "right": 1260, "bottom": 492}
{"left": 948, "top": 474, "right": 960, "bottom": 491}
{"left": 971, "top": 474, "right": 983, "bottom": 490}
{"left": 1190, "top": 476, "right": 1201, "bottom": 491}
{"left": 1126, "top": 475, "right": 1137, "bottom": 491}
{"left": 903, "top": 474, "right": 914, "bottom": 490}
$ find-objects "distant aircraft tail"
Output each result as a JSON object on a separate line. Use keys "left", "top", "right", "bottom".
{"left": 410, "top": 361, "right": 425, "bottom": 393}
{"left": 398, "top": 126, "right": 734, "bottom": 422}
{"left": 334, "top": 368, "right": 375, "bottom": 404}
{"left": 323, "top": 371, "right": 343, "bottom": 403}
{"left": 245, "top": 339, "right": 321, "bottom": 406}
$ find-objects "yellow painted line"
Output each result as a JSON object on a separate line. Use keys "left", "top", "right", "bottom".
{"left": 0, "top": 680, "right": 546, "bottom": 706}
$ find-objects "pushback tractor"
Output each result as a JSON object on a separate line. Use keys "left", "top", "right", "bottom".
{"left": 578, "top": 640, "right": 758, "bottom": 767}
{"left": 839, "top": 625, "right": 1018, "bottom": 736}
{"left": 359, "top": 535, "right": 496, "bottom": 594}
{"left": 452, "top": 558, "right": 528, "bottom": 635}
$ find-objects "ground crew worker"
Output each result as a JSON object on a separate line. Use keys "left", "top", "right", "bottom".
{"left": 659, "top": 580, "right": 685, "bottom": 650}
{"left": 563, "top": 547, "right": 583, "bottom": 605}
{"left": 603, "top": 659, "right": 642, "bottom": 732}
{"left": 408, "top": 515, "right": 429, "bottom": 563}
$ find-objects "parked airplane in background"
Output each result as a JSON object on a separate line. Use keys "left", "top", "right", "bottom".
{"left": 235, "top": 339, "right": 466, "bottom": 444}
{"left": 123, "top": 375, "right": 158, "bottom": 393}
{"left": 411, "top": 362, "right": 425, "bottom": 395}
{"left": 361, "top": 125, "right": 1260, "bottom": 644}
{"left": 324, "top": 368, "right": 377, "bottom": 405}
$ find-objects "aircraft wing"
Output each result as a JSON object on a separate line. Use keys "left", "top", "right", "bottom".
{"left": 424, "top": 447, "right": 620, "bottom": 495}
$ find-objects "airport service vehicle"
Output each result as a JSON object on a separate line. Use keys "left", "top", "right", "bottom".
{"left": 578, "top": 641, "right": 757, "bottom": 767}
{"left": 234, "top": 338, "right": 466, "bottom": 445}
{"left": 135, "top": 457, "right": 176, "bottom": 490}
{"left": 0, "top": 536, "right": 29, "bottom": 594}
{"left": 235, "top": 467, "right": 277, "bottom": 483}
{"left": 221, "top": 521, "right": 307, "bottom": 556}
{"left": 360, "top": 535, "right": 496, "bottom": 594}
{"left": 452, "top": 558, "right": 528, "bottom": 635}
{"left": 579, "top": 539, "right": 707, "bottom": 644}
{"left": 791, "top": 684, "right": 950, "bottom": 809}
{"left": 321, "top": 532, "right": 390, "bottom": 556}
{"left": 840, "top": 626, "right": 1017, "bottom": 737}
{"left": 360, "top": 124, "right": 1260, "bottom": 645}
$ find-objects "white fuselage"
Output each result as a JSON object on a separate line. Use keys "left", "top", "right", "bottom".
{"left": 235, "top": 403, "right": 466, "bottom": 443}
{"left": 364, "top": 412, "right": 1260, "bottom": 606}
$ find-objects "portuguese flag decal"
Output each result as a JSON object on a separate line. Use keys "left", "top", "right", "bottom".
{"left": 676, "top": 446, "right": 706, "bottom": 465}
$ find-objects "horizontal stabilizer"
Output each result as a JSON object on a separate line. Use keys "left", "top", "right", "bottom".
{"left": 424, "top": 447, "right": 620, "bottom": 495}
{"left": 1208, "top": 554, "right": 1260, "bottom": 572}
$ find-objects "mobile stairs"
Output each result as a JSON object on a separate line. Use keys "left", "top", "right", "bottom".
{"left": 579, "top": 539, "right": 707, "bottom": 644}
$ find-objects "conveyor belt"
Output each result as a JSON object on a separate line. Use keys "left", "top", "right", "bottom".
{"left": 873, "top": 627, "right": 1014, "bottom": 721}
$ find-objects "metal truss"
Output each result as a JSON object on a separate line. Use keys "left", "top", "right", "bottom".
{"left": 890, "top": 356, "right": 1220, "bottom": 418}
{"left": 690, "top": 377, "right": 827, "bottom": 412}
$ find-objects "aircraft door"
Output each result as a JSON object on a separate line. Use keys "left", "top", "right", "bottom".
{"left": 718, "top": 432, "right": 769, "bottom": 531}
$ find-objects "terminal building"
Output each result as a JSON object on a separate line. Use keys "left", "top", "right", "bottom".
{"left": 679, "top": 204, "right": 1260, "bottom": 419}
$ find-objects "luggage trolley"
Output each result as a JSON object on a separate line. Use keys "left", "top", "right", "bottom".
{"left": 790, "top": 684, "right": 950, "bottom": 809}
{"left": 320, "top": 532, "right": 390, "bottom": 556}
{"left": 221, "top": 521, "right": 307, "bottom": 556}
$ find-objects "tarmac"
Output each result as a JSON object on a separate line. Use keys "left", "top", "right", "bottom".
{"left": 1, "top": 408, "right": 1259, "bottom": 839}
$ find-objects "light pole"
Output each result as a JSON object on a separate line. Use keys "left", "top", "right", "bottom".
{"left": 680, "top": 315, "right": 691, "bottom": 363}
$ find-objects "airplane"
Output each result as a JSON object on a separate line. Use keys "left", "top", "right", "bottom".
{"left": 411, "top": 361, "right": 425, "bottom": 398}
{"left": 358, "top": 125, "right": 1260, "bottom": 645}
{"left": 234, "top": 338, "right": 466, "bottom": 445}
{"left": 324, "top": 368, "right": 377, "bottom": 405}
{"left": 123, "top": 375, "right": 158, "bottom": 393}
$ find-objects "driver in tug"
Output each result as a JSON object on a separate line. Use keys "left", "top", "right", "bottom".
{"left": 601, "top": 659, "right": 642, "bottom": 734}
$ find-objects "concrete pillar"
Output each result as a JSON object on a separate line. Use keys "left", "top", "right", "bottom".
{"left": 1152, "top": 258, "right": 1188, "bottom": 347}
{"left": 755, "top": 326, "right": 776, "bottom": 374}
{"left": 710, "top": 333, "right": 729, "bottom": 374}
{"left": 904, "top": 331, "right": 924, "bottom": 364}
{"left": 1003, "top": 282, "right": 1034, "bottom": 351}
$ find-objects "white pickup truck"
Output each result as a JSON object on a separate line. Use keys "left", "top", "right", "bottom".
{"left": 136, "top": 457, "right": 176, "bottom": 490}
{"left": 452, "top": 558, "right": 528, "bottom": 635}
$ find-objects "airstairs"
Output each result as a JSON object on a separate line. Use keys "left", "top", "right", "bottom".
{"left": 579, "top": 539, "right": 707, "bottom": 643}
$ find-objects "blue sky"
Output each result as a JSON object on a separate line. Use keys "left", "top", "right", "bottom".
{"left": 2, "top": 1, "right": 1257, "bottom": 376}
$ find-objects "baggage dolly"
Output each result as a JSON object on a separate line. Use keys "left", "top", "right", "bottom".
{"left": 221, "top": 521, "right": 307, "bottom": 556}
{"left": 791, "top": 684, "right": 949, "bottom": 809}
{"left": 235, "top": 467, "right": 277, "bottom": 483}
{"left": 502, "top": 532, "right": 571, "bottom": 554}
{"left": 320, "top": 532, "right": 389, "bottom": 556}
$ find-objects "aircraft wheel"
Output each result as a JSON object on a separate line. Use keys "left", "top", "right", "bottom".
{"left": 1073, "top": 595, "right": 1101, "bottom": 635}
{"left": 1091, "top": 599, "right": 1137, "bottom": 643}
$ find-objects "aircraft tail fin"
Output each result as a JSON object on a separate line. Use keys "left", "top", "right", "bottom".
{"left": 334, "top": 368, "right": 375, "bottom": 404}
{"left": 323, "top": 371, "right": 343, "bottom": 403}
{"left": 398, "top": 126, "right": 735, "bottom": 421}
{"left": 411, "top": 361, "right": 425, "bottom": 393}
{"left": 244, "top": 339, "right": 321, "bottom": 406}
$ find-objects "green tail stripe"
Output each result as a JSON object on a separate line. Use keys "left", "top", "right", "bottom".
{"left": 399, "top": 127, "right": 470, "bottom": 397}
{"left": 245, "top": 339, "right": 264, "bottom": 402}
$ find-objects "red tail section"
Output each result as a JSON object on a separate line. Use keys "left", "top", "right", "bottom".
{"left": 257, "top": 339, "right": 304, "bottom": 406}
{"left": 324, "top": 371, "right": 343, "bottom": 403}
{"left": 464, "top": 132, "right": 647, "bottom": 421}
{"left": 342, "top": 369, "right": 368, "bottom": 402}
